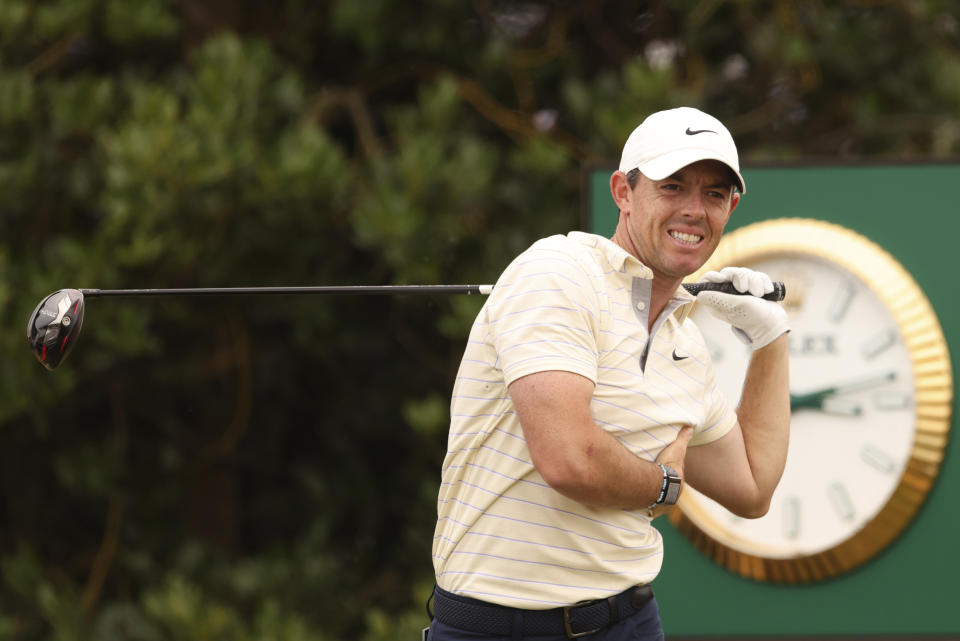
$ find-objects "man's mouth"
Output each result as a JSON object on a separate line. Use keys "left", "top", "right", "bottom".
{"left": 669, "top": 230, "right": 703, "bottom": 245}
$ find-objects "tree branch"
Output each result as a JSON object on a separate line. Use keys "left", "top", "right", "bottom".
{"left": 307, "top": 87, "right": 385, "bottom": 160}
{"left": 27, "top": 33, "right": 83, "bottom": 76}
{"left": 81, "top": 383, "right": 129, "bottom": 614}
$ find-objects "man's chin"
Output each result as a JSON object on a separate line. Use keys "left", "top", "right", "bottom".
{"left": 664, "top": 258, "right": 708, "bottom": 279}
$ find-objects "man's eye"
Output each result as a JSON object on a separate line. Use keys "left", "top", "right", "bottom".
{"left": 662, "top": 183, "right": 680, "bottom": 191}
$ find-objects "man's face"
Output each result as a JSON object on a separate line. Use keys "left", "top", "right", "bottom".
{"left": 621, "top": 159, "right": 739, "bottom": 280}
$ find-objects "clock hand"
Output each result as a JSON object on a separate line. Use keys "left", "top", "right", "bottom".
{"left": 790, "top": 371, "right": 896, "bottom": 413}
{"left": 790, "top": 392, "right": 863, "bottom": 415}
{"left": 829, "top": 371, "right": 897, "bottom": 394}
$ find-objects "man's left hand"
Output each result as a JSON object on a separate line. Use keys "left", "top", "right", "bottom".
{"left": 695, "top": 267, "right": 789, "bottom": 350}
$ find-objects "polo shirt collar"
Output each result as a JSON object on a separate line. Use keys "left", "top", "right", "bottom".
{"left": 569, "top": 232, "right": 697, "bottom": 305}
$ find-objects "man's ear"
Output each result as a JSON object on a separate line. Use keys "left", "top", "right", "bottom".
{"left": 728, "top": 191, "right": 741, "bottom": 217}
{"left": 609, "top": 171, "right": 632, "bottom": 212}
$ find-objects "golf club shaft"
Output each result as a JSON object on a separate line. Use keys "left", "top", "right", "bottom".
{"left": 80, "top": 285, "right": 495, "bottom": 297}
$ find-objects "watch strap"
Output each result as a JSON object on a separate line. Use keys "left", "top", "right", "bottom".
{"left": 649, "top": 463, "right": 682, "bottom": 508}
{"left": 662, "top": 464, "right": 682, "bottom": 505}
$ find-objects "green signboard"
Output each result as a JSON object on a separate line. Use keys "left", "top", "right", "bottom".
{"left": 586, "top": 164, "right": 959, "bottom": 638}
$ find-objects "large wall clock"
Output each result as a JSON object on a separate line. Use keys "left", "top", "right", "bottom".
{"left": 671, "top": 218, "right": 952, "bottom": 583}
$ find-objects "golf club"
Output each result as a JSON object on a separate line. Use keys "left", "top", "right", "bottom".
{"left": 27, "top": 281, "right": 784, "bottom": 370}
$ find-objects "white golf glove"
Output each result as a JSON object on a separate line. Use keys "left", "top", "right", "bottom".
{"left": 696, "top": 267, "right": 789, "bottom": 350}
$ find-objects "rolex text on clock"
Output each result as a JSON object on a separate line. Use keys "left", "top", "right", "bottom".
{"left": 670, "top": 218, "right": 952, "bottom": 583}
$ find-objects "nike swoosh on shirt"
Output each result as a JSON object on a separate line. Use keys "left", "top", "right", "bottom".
{"left": 672, "top": 349, "right": 689, "bottom": 361}
{"left": 685, "top": 127, "right": 716, "bottom": 135}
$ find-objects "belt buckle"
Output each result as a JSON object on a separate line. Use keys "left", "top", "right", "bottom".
{"left": 562, "top": 602, "right": 601, "bottom": 639}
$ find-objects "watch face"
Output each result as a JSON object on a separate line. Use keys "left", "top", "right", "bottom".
{"left": 671, "top": 219, "right": 952, "bottom": 582}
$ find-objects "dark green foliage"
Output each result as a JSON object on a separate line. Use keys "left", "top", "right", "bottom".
{"left": 1, "top": 1, "right": 959, "bottom": 638}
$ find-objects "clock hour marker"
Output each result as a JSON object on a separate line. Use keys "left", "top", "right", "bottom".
{"left": 783, "top": 497, "right": 801, "bottom": 539}
{"left": 861, "top": 329, "right": 897, "bottom": 359}
{"left": 828, "top": 482, "right": 855, "bottom": 521}
{"left": 874, "top": 391, "right": 912, "bottom": 411}
{"left": 820, "top": 397, "right": 862, "bottom": 416}
{"left": 828, "top": 282, "right": 856, "bottom": 323}
{"left": 861, "top": 444, "right": 896, "bottom": 474}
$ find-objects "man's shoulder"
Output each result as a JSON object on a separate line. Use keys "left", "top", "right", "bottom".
{"left": 522, "top": 231, "right": 606, "bottom": 248}
{"left": 522, "top": 232, "right": 621, "bottom": 269}
{"left": 526, "top": 231, "right": 592, "bottom": 251}
{"left": 491, "top": 233, "right": 608, "bottom": 307}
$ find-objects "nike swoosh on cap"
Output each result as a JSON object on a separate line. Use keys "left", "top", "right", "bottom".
{"left": 672, "top": 348, "right": 689, "bottom": 361}
{"left": 685, "top": 127, "right": 716, "bottom": 135}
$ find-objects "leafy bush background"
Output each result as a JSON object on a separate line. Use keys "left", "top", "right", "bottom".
{"left": 2, "top": 1, "right": 959, "bottom": 639}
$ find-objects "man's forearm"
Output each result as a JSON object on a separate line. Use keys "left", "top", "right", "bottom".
{"left": 509, "top": 370, "right": 688, "bottom": 511}
{"left": 539, "top": 425, "right": 666, "bottom": 510}
{"left": 735, "top": 333, "right": 791, "bottom": 505}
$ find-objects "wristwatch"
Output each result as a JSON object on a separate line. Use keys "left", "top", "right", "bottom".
{"left": 650, "top": 463, "right": 682, "bottom": 508}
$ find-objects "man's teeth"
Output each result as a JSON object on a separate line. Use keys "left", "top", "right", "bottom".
{"left": 670, "top": 231, "right": 702, "bottom": 244}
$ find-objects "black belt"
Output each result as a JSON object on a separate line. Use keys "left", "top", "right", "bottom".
{"left": 432, "top": 584, "right": 654, "bottom": 639}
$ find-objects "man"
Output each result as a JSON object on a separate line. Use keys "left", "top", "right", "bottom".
{"left": 427, "top": 107, "right": 790, "bottom": 640}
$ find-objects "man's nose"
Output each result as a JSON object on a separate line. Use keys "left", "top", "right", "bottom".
{"left": 679, "top": 190, "right": 708, "bottom": 217}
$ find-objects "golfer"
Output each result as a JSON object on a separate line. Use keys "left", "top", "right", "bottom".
{"left": 427, "top": 107, "right": 790, "bottom": 640}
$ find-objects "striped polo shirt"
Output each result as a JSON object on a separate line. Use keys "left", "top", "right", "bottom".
{"left": 433, "top": 231, "right": 737, "bottom": 608}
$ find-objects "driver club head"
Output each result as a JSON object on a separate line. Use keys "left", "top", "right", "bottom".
{"left": 27, "top": 289, "right": 85, "bottom": 371}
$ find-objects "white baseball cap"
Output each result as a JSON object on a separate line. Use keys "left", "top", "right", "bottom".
{"left": 618, "top": 107, "right": 746, "bottom": 194}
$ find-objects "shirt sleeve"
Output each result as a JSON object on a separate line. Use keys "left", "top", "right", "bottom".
{"left": 690, "top": 358, "right": 737, "bottom": 446}
{"left": 488, "top": 241, "right": 600, "bottom": 387}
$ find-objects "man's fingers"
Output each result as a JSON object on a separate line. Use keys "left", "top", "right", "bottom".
{"left": 660, "top": 425, "right": 693, "bottom": 457}
{"left": 698, "top": 266, "right": 774, "bottom": 297}
{"left": 657, "top": 426, "right": 693, "bottom": 465}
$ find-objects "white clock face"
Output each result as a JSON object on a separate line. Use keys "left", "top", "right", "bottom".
{"left": 686, "top": 253, "right": 916, "bottom": 558}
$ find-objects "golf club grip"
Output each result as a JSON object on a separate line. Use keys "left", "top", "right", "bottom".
{"left": 682, "top": 280, "right": 785, "bottom": 301}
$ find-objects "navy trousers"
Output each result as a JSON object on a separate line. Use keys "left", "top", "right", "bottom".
{"left": 425, "top": 596, "right": 665, "bottom": 641}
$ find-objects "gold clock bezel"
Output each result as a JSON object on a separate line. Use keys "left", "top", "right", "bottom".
{"left": 669, "top": 218, "right": 953, "bottom": 584}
